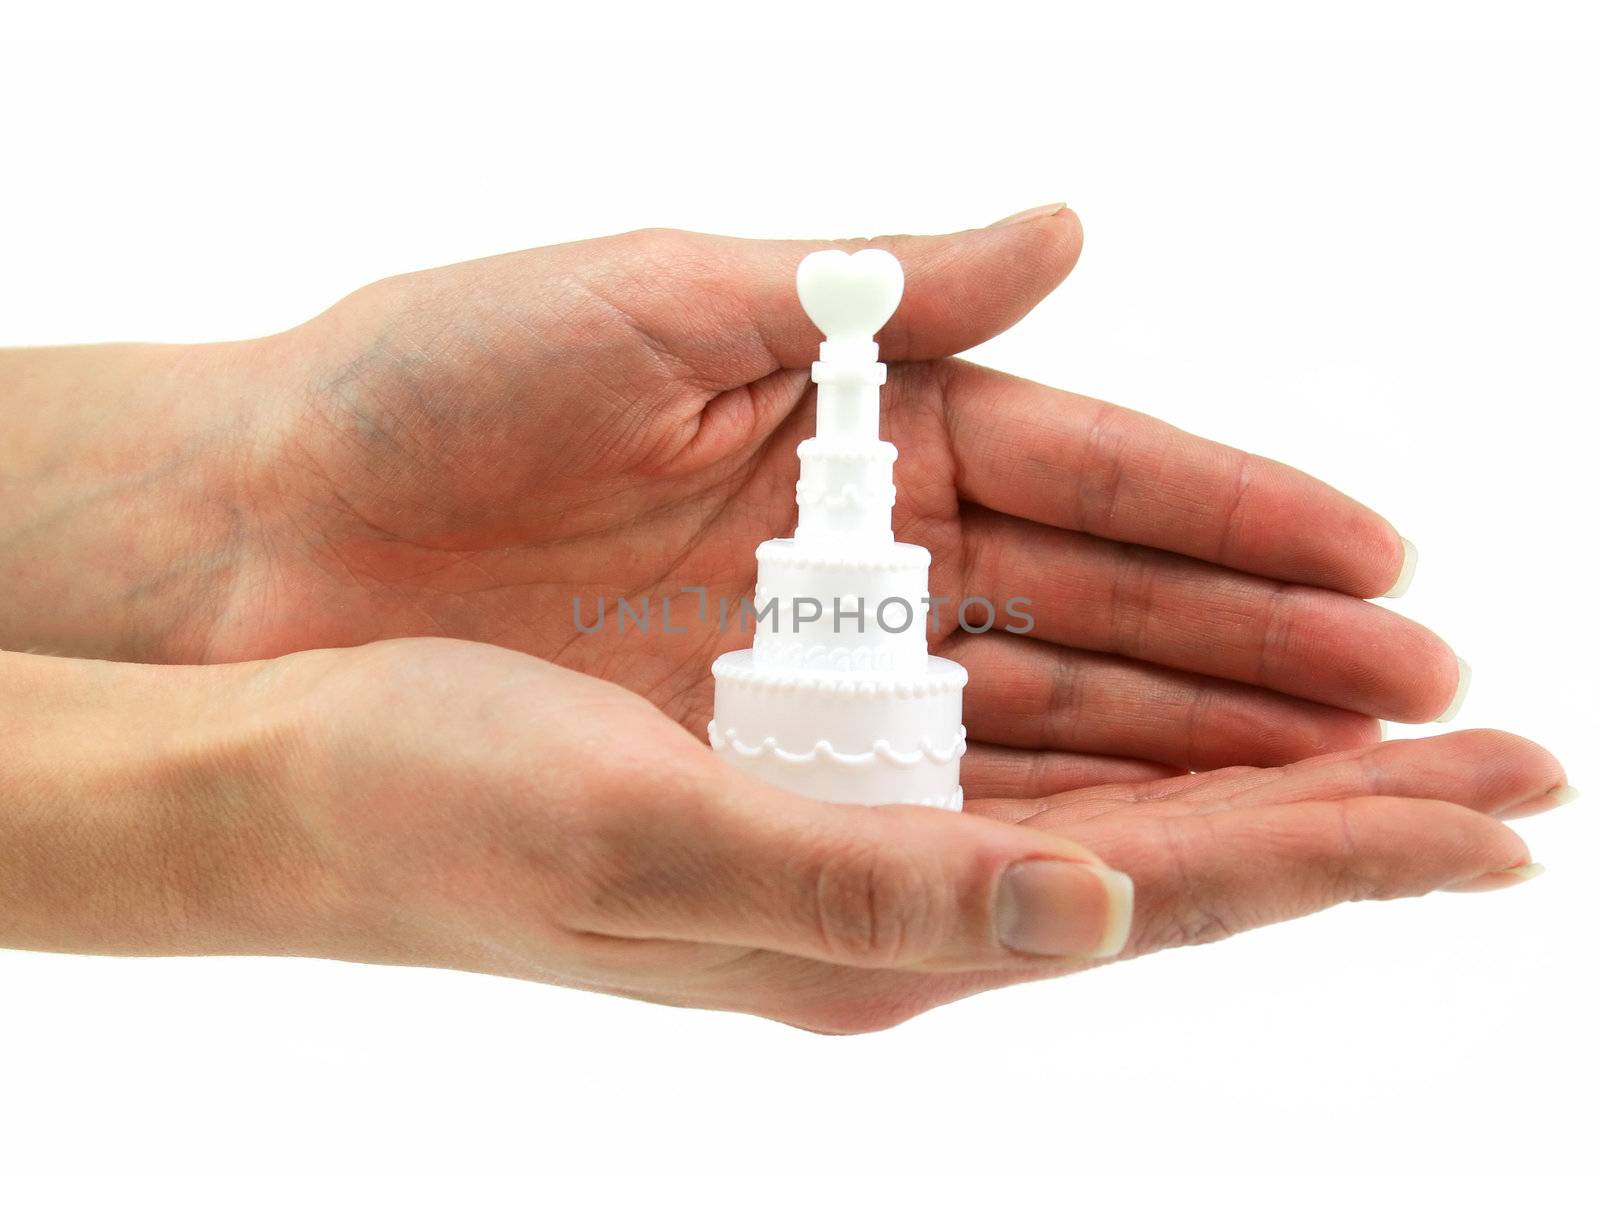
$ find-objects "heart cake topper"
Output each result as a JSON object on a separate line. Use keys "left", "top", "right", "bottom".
{"left": 795, "top": 248, "right": 906, "bottom": 342}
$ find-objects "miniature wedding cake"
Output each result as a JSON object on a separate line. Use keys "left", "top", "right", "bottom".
{"left": 707, "top": 249, "right": 967, "bottom": 809}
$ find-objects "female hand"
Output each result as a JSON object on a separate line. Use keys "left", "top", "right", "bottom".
{"left": 0, "top": 211, "right": 1465, "bottom": 793}
{"left": 5, "top": 638, "right": 1558, "bottom": 1032}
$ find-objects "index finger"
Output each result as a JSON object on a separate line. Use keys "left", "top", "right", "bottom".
{"left": 937, "top": 360, "right": 1412, "bottom": 598}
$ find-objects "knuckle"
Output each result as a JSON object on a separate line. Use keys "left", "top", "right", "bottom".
{"left": 1137, "top": 821, "right": 1242, "bottom": 953}
{"left": 607, "top": 225, "right": 683, "bottom": 255}
{"left": 1327, "top": 800, "right": 1381, "bottom": 899}
{"left": 1160, "top": 904, "right": 1239, "bottom": 951}
{"left": 605, "top": 226, "right": 708, "bottom": 278}
{"left": 630, "top": 224, "right": 694, "bottom": 250}
{"left": 805, "top": 838, "right": 942, "bottom": 968}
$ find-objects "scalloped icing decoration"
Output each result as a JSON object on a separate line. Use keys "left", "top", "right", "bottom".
{"left": 795, "top": 480, "right": 896, "bottom": 509}
{"left": 753, "top": 587, "right": 913, "bottom": 609}
{"left": 708, "top": 721, "right": 967, "bottom": 768}
{"left": 751, "top": 638, "right": 920, "bottom": 673}
{"left": 751, "top": 639, "right": 894, "bottom": 672}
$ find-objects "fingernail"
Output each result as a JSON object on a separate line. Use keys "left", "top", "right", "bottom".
{"left": 989, "top": 202, "right": 1068, "bottom": 228}
{"left": 1503, "top": 784, "right": 1580, "bottom": 818}
{"left": 1381, "top": 537, "right": 1418, "bottom": 598}
{"left": 1436, "top": 656, "right": 1471, "bottom": 723}
{"left": 1443, "top": 862, "right": 1545, "bottom": 894}
{"left": 995, "top": 860, "right": 1134, "bottom": 959}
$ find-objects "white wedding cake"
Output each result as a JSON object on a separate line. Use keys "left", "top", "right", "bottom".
{"left": 708, "top": 249, "right": 967, "bottom": 809}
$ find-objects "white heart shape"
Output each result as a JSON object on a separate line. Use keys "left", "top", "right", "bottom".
{"left": 795, "top": 248, "right": 905, "bottom": 342}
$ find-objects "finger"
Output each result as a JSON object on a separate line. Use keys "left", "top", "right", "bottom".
{"left": 946, "top": 631, "right": 1381, "bottom": 771}
{"left": 1009, "top": 730, "right": 1571, "bottom": 829}
{"left": 554, "top": 775, "right": 1134, "bottom": 973}
{"left": 1068, "top": 796, "right": 1535, "bottom": 958}
{"left": 939, "top": 360, "right": 1410, "bottom": 598}
{"left": 961, "top": 742, "right": 1182, "bottom": 801}
{"left": 1173, "top": 729, "right": 1568, "bottom": 819}
{"left": 687, "top": 784, "right": 1544, "bottom": 1032}
{"left": 961, "top": 508, "right": 1464, "bottom": 721}
{"left": 580, "top": 210, "right": 1083, "bottom": 386}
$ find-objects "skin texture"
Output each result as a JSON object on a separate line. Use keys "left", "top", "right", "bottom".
{"left": 0, "top": 214, "right": 1574, "bottom": 1028}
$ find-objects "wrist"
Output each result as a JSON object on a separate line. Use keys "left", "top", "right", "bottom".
{"left": 0, "top": 649, "right": 341, "bottom": 959}
{"left": 0, "top": 339, "right": 284, "bottom": 663}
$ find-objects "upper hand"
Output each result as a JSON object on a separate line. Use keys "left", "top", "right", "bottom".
{"left": 208, "top": 212, "right": 1463, "bottom": 791}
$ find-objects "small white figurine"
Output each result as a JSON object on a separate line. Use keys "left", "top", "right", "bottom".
{"left": 708, "top": 249, "right": 968, "bottom": 808}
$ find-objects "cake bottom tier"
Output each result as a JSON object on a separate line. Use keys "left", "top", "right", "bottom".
{"left": 708, "top": 650, "right": 966, "bottom": 809}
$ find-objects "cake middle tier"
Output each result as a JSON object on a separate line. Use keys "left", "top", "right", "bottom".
{"left": 752, "top": 537, "right": 932, "bottom": 673}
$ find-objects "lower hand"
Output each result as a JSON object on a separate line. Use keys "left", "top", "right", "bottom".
{"left": 9, "top": 638, "right": 1555, "bottom": 1032}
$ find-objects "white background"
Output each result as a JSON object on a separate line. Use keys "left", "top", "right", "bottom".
{"left": 4, "top": 8, "right": 1597, "bottom": 1215}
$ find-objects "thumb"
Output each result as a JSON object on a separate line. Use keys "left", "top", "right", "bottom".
{"left": 579, "top": 206, "right": 1084, "bottom": 387}
{"left": 563, "top": 782, "right": 1133, "bottom": 972}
